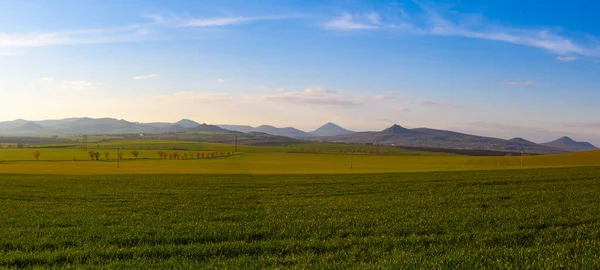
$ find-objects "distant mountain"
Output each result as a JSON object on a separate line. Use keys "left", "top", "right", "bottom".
{"left": 541, "top": 136, "right": 598, "bottom": 152}
{"left": 188, "top": 123, "right": 230, "bottom": 133}
{"left": 218, "top": 125, "right": 255, "bottom": 133}
{"left": 175, "top": 119, "right": 200, "bottom": 128}
{"left": 310, "top": 122, "right": 353, "bottom": 136}
{"left": 315, "top": 124, "right": 565, "bottom": 154}
{"left": 254, "top": 125, "right": 311, "bottom": 138}
{"left": 13, "top": 122, "right": 47, "bottom": 132}
{"left": 381, "top": 124, "right": 414, "bottom": 135}
{"left": 0, "top": 119, "right": 29, "bottom": 131}
{"left": 218, "top": 124, "right": 312, "bottom": 138}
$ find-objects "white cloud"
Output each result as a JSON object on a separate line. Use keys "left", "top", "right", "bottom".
{"left": 39, "top": 77, "right": 97, "bottom": 90}
{"left": 39, "top": 77, "right": 56, "bottom": 83}
{"left": 144, "top": 13, "right": 297, "bottom": 28}
{"left": 557, "top": 56, "right": 577, "bottom": 62}
{"left": 218, "top": 78, "right": 227, "bottom": 83}
{"left": 152, "top": 91, "right": 231, "bottom": 103}
{"left": 0, "top": 51, "right": 20, "bottom": 57}
{"left": 325, "top": 13, "right": 381, "bottom": 30}
{"left": 133, "top": 74, "right": 158, "bottom": 80}
{"left": 62, "top": 80, "right": 97, "bottom": 90}
{"left": 324, "top": 4, "right": 600, "bottom": 57}
{"left": 506, "top": 81, "right": 535, "bottom": 86}
{"left": 257, "top": 87, "right": 362, "bottom": 107}
{"left": 0, "top": 25, "right": 150, "bottom": 49}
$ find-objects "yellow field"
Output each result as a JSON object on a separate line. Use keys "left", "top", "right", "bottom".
{"left": 1, "top": 150, "right": 600, "bottom": 174}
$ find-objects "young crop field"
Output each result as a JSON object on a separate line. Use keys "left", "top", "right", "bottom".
{"left": 0, "top": 167, "right": 599, "bottom": 268}
{"left": 1, "top": 147, "right": 600, "bottom": 174}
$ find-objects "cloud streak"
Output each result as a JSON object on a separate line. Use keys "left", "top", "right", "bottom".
{"left": 325, "top": 13, "right": 381, "bottom": 30}
{"left": 557, "top": 56, "right": 577, "bottom": 62}
{"left": 325, "top": 4, "right": 600, "bottom": 57}
{"left": 133, "top": 74, "right": 158, "bottom": 80}
{"left": 258, "top": 87, "right": 362, "bottom": 107}
{"left": 0, "top": 25, "right": 150, "bottom": 49}
{"left": 144, "top": 13, "right": 298, "bottom": 28}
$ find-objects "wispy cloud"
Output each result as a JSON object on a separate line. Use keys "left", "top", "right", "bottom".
{"left": 257, "top": 87, "right": 362, "bottom": 107}
{"left": 410, "top": 100, "right": 459, "bottom": 108}
{"left": 563, "top": 121, "right": 600, "bottom": 129}
{"left": 0, "top": 51, "right": 21, "bottom": 57}
{"left": 375, "top": 92, "right": 402, "bottom": 100}
{"left": 63, "top": 80, "right": 97, "bottom": 90}
{"left": 144, "top": 13, "right": 297, "bottom": 28}
{"left": 152, "top": 91, "right": 231, "bottom": 103}
{"left": 557, "top": 56, "right": 577, "bottom": 62}
{"left": 325, "top": 13, "right": 381, "bottom": 30}
{"left": 39, "top": 77, "right": 98, "bottom": 90}
{"left": 0, "top": 25, "right": 150, "bottom": 49}
{"left": 506, "top": 81, "right": 535, "bottom": 86}
{"left": 325, "top": 4, "right": 600, "bottom": 57}
{"left": 410, "top": 100, "right": 441, "bottom": 106}
{"left": 394, "top": 107, "right": 411, "bottom": 113}
{"left": 133, "top": 74, "right": 158, "bottom": 80}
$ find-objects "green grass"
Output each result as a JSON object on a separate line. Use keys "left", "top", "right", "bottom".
{"left": 0, "top": 167, "right": 599, "bottom": 268}
{"left": 1, "top": 149, "right": 600, "bottom": 174}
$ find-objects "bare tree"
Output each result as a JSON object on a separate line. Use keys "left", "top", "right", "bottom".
{"left": 88, "top": 150, "right": 96, "bottom": 160}
{"left": 104, "top": 152, "right": 110, "bottom": 160}
{"left": 131, "top": 150, "right": 139, "bottom": 159}
{"left": 93, "top": 152, "right": 100, "bottom": 161}
{"left": 32, "top": 151, "right": 40, "bottom": 161}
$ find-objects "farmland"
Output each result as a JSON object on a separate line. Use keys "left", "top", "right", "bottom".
{"left": 1, "top": 168, "right": 599, "bottom": 268}
{"left": 1, "top": 138, "right": 600, "bottom": 267}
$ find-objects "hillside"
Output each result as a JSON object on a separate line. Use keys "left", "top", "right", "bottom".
{"left": 218, "top": 124, "right": 312, "bottom": 138}
{"left": 310, "top": 122, "right": 354, "bottom": 136}
{"left": 315, "top": 124, "right": 565, "bottom": 154}
{"left": 541, "top": 136, "right": 598, "bottom": 152}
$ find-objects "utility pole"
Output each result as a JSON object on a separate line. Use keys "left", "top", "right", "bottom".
{"left": 520, "top": 151, "right": 523, "bottom": 168}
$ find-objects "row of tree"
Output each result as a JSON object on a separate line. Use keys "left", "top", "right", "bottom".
{"left": 157, "top": 151, "right": 232, "bottom": 160}
{"left": 29, "top": 150, "right": 233, "bottom": 161}
{"left": 1, "top": 144, "right": 24, "bottom": 149}
{"left": 87, "top": 150, "right": 139, "bottom": 160}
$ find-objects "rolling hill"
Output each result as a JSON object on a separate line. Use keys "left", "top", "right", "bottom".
{"left": 310, "top": 122, "right": 354, "bottom": 136}
{"left": 541, "top": 136, "right": 598, "bottom": 152}
{"left": 218, "top": 124, "right": 312, "bottom": 138}
{"left": 314, "top": 124, "right": 565, "bottom": 154}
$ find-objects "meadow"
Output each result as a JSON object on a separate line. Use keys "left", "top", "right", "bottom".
{"left": 1, "top": 138, "right": 600, "bottom": 268}
{"left": 0, "top": 143, "right": 599, "bottom": 174}
{"left": 0, "top": 167, "right": 599, "bottom": 268}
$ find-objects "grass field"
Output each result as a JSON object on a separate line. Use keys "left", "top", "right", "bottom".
{"left": 1, "top": 167, "right": 599, "bottom": 268}
{"left": 1, "top": 139, "right": 599, "bottom": 267}
{"left": 1, "top": 148, "right": 600, "bottom": 174}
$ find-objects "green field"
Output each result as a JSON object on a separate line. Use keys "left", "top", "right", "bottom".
{"left": 1, "top": 145, "right": 600, "bottom": 174}
{"left": 1, "top": 168, "right": 599, "bottom": 268}
{"left": 1, "top": 139, "right": 600, "bottom": 267}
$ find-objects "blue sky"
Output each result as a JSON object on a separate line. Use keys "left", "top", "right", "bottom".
{"left": 1, "top": 0, "right": 600, "bottom": 143}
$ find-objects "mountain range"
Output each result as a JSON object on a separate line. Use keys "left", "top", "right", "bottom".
{"left": 0, "top": 118, "right": 596, "bottom": 154}
{"left": 218, "top": 122, "right": 353, "bottom": 138}
{"left": 310, "top": 124, "right": 597, "bottom": 154}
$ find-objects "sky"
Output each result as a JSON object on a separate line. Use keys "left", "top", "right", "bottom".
{"left": 1, "top": 0, "right": 600, "bottom": 144}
